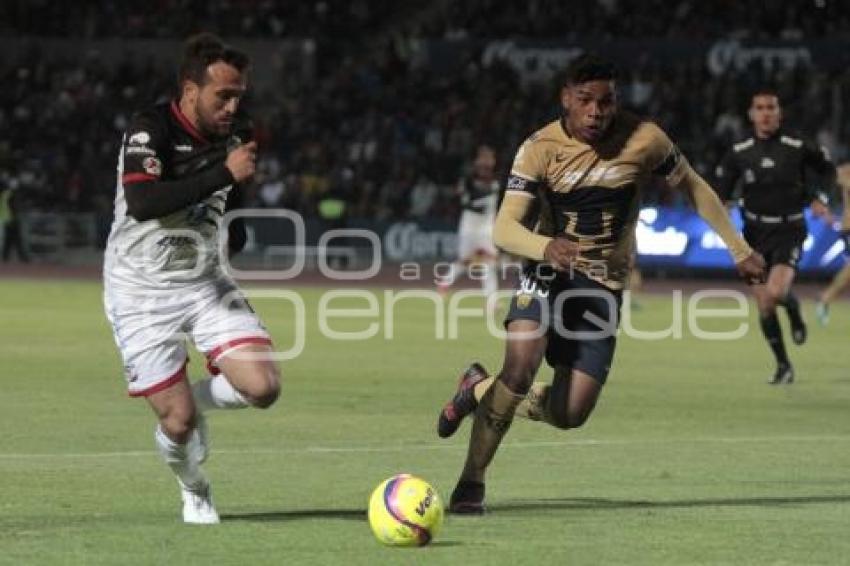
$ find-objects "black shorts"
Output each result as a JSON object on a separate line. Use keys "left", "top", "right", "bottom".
{"left": 505, "top": 265, "right": 623, "bottom": 384}
{"left": 743, "top": 220, "right": 806, "bottom": 270}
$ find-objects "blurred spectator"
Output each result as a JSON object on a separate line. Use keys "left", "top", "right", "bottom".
{"left": 0, "top": 174, "right": 30, "bottom": 262}
{"left": 409, "top": 173, "right": 439, "bottom": 218}
{"left": 0, "top": 0, "right": 848, "bottom": 232}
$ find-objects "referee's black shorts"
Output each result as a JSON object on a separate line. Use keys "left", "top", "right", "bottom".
{"left": 743, "top": 219, "right": 806, "bottom": 270}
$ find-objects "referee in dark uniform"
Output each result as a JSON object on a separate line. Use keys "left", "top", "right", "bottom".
{"left": 715, "top": 88, "right": 835, "bottom": 385}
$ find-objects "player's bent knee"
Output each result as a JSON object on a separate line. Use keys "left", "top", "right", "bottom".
{"left": 253, "top": 380, "right": 280, "bottom": 409}
{"left": 246, "top": 364, "right": 281, "bottom": 409}
{"left": 767, "top": 286, "right": 785, "bottom": 304}
{"left": 549, "top": 408, "right": 591, "bottom": 430}
{"left": 159, "top": 410, "right": 197, "bottom": 442}
{"left": 499, "top": 368, "right": 534, "bottom": 395}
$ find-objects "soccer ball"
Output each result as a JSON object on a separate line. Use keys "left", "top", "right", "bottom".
{"left": 368, "top": 474, "right": 444, "bottom": 546}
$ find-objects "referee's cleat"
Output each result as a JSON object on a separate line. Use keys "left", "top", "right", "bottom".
{"left": 815, "top": 302, "right": 830, "bottom": 327}
{"left": 437, "top": 363, "right": 489, "bottom": 439}
{"left": 449, "top": 480, "right": 486, "bottom": 515}
{"left": 789, "top": 318, "right": 807, "bottom": 345}
{"left": 785, "top": 304, "right": 807, "bottom": 345}
{"left": 768, "top": 363, "right": 794, "bottom": 385}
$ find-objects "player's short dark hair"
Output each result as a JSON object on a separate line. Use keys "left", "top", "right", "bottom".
{"left": 751, "top": 86, "right": 780, "bottom": 102}
{"left": 178, "top": 33, "right": 250, "bottom": 88}
{"left": 563, "top": 54, "right": 617, "bottom": 86}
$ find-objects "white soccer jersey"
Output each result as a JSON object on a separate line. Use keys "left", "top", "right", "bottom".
{"left": 103, "top": 100, "right": 244, "bottom": 293}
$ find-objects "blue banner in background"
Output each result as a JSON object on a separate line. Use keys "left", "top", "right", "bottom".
{"left": 636, "top": 206, "right": 847, "bottom": 274}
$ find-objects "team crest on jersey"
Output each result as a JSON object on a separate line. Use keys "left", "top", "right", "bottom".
{"left": 760, "top": 157, "right": 775, "bottom": 168}
{"left": 143, "top": 156, "right": 162, "bottom": 176}
{"left": 129, "top": 131, "right": 151, "bottom": 145}
{"left": 516, "top": 293, "right": 533, "bottom": 309}
{"left": 744, "top": 169, "right": 755, "bottom": 183}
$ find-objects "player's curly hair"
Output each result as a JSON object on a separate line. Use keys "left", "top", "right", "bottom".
{"left": 563, "top": 53, "right": 617, "bottom": 86}
{"left": 178, "top": 32, "right": 250, "bottom": 88}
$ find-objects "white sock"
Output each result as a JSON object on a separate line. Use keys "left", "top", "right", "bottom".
{"left": 192, "top": 374, "right": 250, "bottom": 411}
{"left": 155, "top": 425, "right": 206, "bottom": 490}
{"left": 482, "top": 261, "right": 498, "bottom": 296}
{"left": 438, "top": 262, "right": 461, "bottom": 289}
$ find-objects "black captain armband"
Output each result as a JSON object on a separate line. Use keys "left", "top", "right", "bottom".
{"left": 506, "top": 175, "right": 540, "bottom": 196}
{"left": 652, "top": 145, "right": 682, "bottom": 179}
{"left": 124, "top": 164, "right": 235, "bottom": 221}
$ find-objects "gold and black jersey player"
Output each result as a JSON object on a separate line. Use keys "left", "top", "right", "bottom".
{"left": 435, "top": 54, "right": 766, "bottom": 516}
{"left": 500, "top": 111, "right": 752, "bottom": 289}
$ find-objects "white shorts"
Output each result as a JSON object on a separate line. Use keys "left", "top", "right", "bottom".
{"left": 458, "top": 210, "right": 498, "bottom": 261}
{"left": 104, "top": 277, "right": 272, "bottom": 397}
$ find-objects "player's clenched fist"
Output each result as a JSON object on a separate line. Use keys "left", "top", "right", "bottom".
{"left": 225, "top": 141, "right": 257, "bottom": 182}
{"left": 543, "top": 237, "right": 580, "bottom": 271}
{"left": 736, "top": 251, "right": 767, "bottom": 285}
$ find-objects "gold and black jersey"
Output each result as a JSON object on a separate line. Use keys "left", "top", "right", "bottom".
{"left": 505, "top": 113, "right": 689, "bottom": 289}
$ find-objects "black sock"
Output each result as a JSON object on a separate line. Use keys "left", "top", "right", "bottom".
{"left": 759, "top": 313, "right": 789, "bottom": 366}
{"left": 780, "top": 292, "right": 804, "bottom": 328}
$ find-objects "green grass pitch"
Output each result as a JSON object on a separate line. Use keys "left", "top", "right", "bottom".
{"left": 0, "top": 278, "right": 848, "bottom": 565}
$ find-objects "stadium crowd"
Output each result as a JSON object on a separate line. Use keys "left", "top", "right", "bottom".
{"left": 1, "top": 0, "right": 848, "bottom": 238}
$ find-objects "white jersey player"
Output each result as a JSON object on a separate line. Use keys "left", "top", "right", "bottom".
{"left": 439, "top": 145, "right": 502, "bottom": 296}
{"left": 103, "top": 34, "right": 281, "bottom": 525}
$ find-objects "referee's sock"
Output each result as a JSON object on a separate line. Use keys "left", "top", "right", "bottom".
{"left": 779, "top": 292, "right": 807, "bottom": 344}
{"left": 759, "top": 313, "right": 790, "bottom": 367}
{"left": 779, "top": 292, "right": 802, "bottom": 321}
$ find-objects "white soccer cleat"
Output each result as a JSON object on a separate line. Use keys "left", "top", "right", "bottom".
{"left": 815, "top": 302, "right": 830, "bottom": 327}
{"left": 181, "top": 482, "right": 220, "bottom": 525}
{"left": 189, "top": 412, "right": 209, "bottom": 465}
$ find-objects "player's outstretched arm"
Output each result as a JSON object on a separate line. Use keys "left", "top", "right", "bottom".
{"left": 674, "top": 167, "right": 766, "bottom": 283}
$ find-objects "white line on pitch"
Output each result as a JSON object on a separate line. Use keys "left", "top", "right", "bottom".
{"left": 0, "top": 434, "right": 848, "bottom": 461}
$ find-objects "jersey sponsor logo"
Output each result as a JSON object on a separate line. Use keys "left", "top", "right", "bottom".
{"left": 125, "top": 146, "right": 155, "bottom": 155}
{"left": 760, "top": 157, "right": 775, "bottom": 168}
{"left": 174, "top": 144, "right": 193, "bottom": 152}
{"left": 128, "top": 131, "right": 151, "bottom": 145}
{"left": 561, "top": 166, "right": 624, "bottom": 185}
{"left": 142, "top": 156, "right": 162, "bottom": 176}
{"left": 156, "top": 235, "right": 197, "bottom": 247}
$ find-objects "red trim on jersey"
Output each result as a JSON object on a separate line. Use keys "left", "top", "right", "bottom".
{"left": 129, "top": 362, "right": 188, "bottom": 398}
{"left": 206, "top": 336, "right": 273, "bottom": 365}
{"left": 169, "top": 99, "right": 209, "bottom": 144}
{"left": 122, "top": 172, "right": 158, "bottom": 185}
